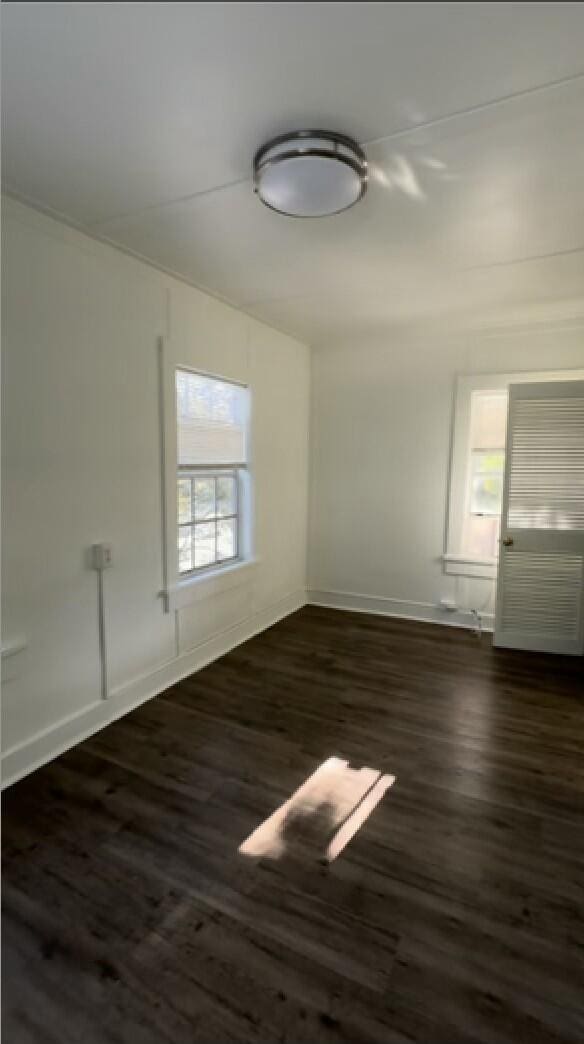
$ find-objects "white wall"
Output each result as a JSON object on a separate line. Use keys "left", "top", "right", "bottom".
{"left": 4, "top": 196, "right": 583, "bottom": 786}
{"left": 1, "top": 198, "right": 310, "bottom": 783}
{"left": 309, "top": 322, "right": 584, "bottom": 626}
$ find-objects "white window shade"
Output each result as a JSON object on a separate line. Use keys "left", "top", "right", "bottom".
{"left": 176, "top": 370, "right": 247, "bottom": 467}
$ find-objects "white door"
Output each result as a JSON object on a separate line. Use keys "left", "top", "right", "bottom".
{"left": 494, "top": 380, "right": 584, "bottom": 655}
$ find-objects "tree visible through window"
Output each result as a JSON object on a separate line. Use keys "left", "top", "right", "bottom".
{"left": 178, "top": 472, "right": 238, "bottom": 573}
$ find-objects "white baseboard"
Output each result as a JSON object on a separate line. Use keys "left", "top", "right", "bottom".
{"left": 1, "top": 589, "right": 306, "bottom": 789}
{"left": 308, "top": 589, "right": 495, "bottom": 633}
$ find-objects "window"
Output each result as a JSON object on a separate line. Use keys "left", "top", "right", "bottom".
{"left": 445, "top": 368, "right": 584, "bottom": 578}
{"left": 176, "top": 369, "right": 247, "bottom": 576}
{"left": 177, "top": 471, "right": 239, "bottom": 573}
{"left": 463, "top": 391, "right": 507, "bottom": 559}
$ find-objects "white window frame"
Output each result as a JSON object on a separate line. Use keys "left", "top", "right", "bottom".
{"left": 159, "top": 341, "right": 255, "bottom": 613}
{"left": 445, "top": 368, "right": 584, "bottom": 579}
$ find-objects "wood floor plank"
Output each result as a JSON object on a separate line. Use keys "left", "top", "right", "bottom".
{"left": 3, "top": 606, "right": 583, "bottom": 1042}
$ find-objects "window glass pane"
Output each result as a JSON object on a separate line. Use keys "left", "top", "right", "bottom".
{"left": 177, "top": 468, "right": 240, "bottom": 574}
{"left": 469, "top": 450, "right": 504, "bottom": 516}
{"left": 216, "top": 475, "right": 236, "bottom": 517}
{"left": 194, "top": 522, "right": 215, "bottom": 568}
{"left": 472, "top": 450, "right": 505, "bottom": 476}
{"left": 470, "top": 473, "right": 504, "bottom": 516}
{"left": 178, "top": 527, "right": 193, "bottom": 574}
{"left": 470, "top": 392, "right": 507, "bottom": 450}
{"left": 466, "top": 515, "right": 500, "bottom": 558}
{"left": 177, "top": 477, "right": 192, "bottom": 524}
{"left": 194, "top": 477, "right": 215, "bottom": 520}
{"left": 217, "top": 518, "right": 236, "bottom": 561}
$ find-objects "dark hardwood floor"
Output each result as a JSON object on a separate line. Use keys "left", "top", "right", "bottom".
{"left": 2, "top": 606, "right": 584, "bottom": 1043}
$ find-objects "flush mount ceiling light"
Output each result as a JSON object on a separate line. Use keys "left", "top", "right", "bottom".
{"left": 253, "top": 130, "right": 367, "bottom": 217}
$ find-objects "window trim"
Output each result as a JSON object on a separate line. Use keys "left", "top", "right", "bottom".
{"left": 445, "top": 368, "right": 584, "bottom": 579}
{"left": 167, "top": 557, "right": 257, "bottom": 612}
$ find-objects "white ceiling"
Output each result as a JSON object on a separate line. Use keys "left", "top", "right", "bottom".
{"left": 3, "top": 2, "right": 584, "bottom": 344}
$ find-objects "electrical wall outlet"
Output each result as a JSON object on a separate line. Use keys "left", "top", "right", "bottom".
{"left": 91, "top": 543, "right": 113, "bottom": 570}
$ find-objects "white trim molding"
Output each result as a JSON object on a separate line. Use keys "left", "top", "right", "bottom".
{"left": 1, "top": 589, "right": 306, "bottom": 789}
{"left": 308, "top": 589, "right": 495, "bottom": 633}
{"left": 442, "top": 553, "right": 497, "bottom": 579}
{"left": 164, "top": 558, "right": 258, "bottom": 611}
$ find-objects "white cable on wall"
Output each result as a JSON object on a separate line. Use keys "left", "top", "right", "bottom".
{"left": 91, "top": 543, "right": 113, "bottom": 700}
{"left": 96, "top": 568, "right": 109, "bottom": 700}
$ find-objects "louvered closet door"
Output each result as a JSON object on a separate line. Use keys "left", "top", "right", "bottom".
{"left": 494, "top": 380, "right": 584, "bottom": 655}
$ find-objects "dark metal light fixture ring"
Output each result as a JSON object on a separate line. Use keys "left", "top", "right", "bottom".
{"left": 253, "top": 130, "right": 367, "bottom": 217}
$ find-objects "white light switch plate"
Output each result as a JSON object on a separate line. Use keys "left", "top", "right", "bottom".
{"left": 91, "top": 543, "right": 113, "bottom": 570}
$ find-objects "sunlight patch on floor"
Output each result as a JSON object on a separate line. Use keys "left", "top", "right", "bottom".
{"left": 238, "top": 756, "right": 395, "bottom": 863}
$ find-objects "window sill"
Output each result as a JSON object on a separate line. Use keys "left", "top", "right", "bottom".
{"left": 164, "top": 558, "right": 257, "bottom": 611}
{"left": 442, "top": 553, "right": 497, "bottom": 579}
